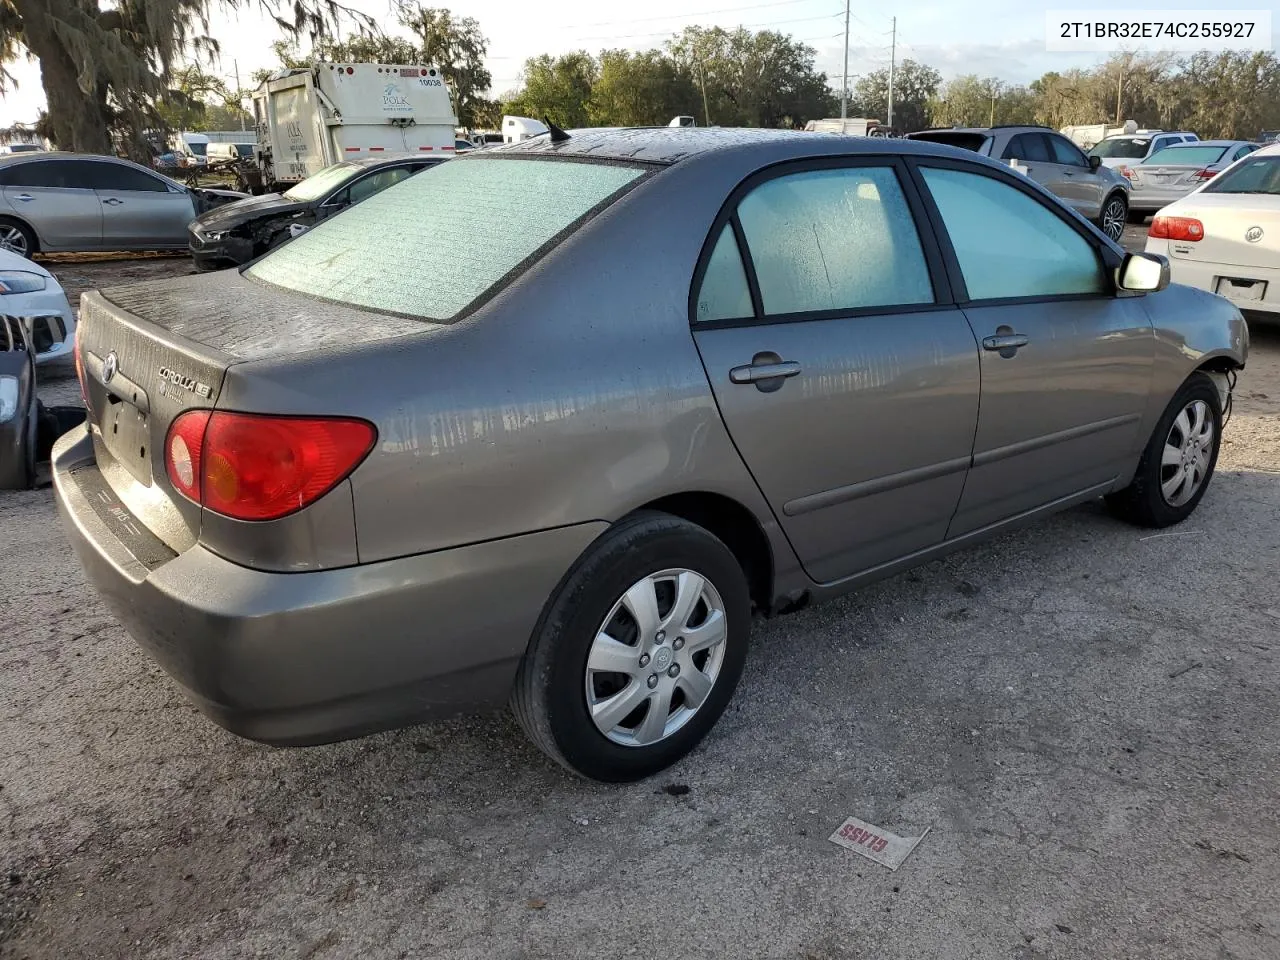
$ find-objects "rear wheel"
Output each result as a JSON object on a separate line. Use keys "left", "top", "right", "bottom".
{"left": 1106, "top": 372, "right": 1223, "bottom": 527}
{"left": 0, "top": 218, "right": 36, "bottom": 258}
{"left": 512, "top": 511, "right": 751, "bottom": 782}
{"left": 1097, "top": 193, "right": 1128, "bottom": 242}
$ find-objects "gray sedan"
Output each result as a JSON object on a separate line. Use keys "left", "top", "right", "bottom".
{"left": 0, "top": 153, "right": 244, "bottom": 257}
{"left": 53, "top": 129, "right": 1247, "bottom": 782}
{"left": 1124, "top": 140, "right": 1261, "bottom": 217}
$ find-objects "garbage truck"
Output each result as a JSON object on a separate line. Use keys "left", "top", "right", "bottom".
{"left": 251, "top": 62, "right": 459, "bottom": 188}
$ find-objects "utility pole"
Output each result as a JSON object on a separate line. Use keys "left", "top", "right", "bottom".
{"left": 1115, "top": 63, "right": 1124, "bottom": 124}
{"left": 887, "top": 16, "right": 896, "bottom": 131}
{"left": 696, "top": 55, "right": 712, "bottom": 127}
{"left": 840, "top": 0, "right": 850, "bottom": 132}
{"left": 234, "top": 59, "right": 245, "bottom": 131}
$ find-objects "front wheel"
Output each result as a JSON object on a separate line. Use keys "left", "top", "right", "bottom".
{"left": 512, "top": 512, "right": 751, "bottom": 782}
{"left": 1106, "top": 372, "right": 1223, "bottom": 527}
{"left": 1097, "top": 193, "right": 1128, "bottom": 242}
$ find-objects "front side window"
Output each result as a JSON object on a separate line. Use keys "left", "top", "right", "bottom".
{"left": 347, "top": 166, "right": 415, "bottom": 204}
{"left": 1048, "top": 135, "right": 1088, "bottom": 167}
{"left": 921, "top": 166, "right": 1105, "bottom": 300}
{"left": 249, "top": 157, "right": 645, "bottom": 320}
{"left": 733, "top": 166, "right": 933, "bottom": 316}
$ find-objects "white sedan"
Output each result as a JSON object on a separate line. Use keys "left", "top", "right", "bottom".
{"left": 0, "top": 247, "right": 76, "bottom": 365}
{"left": 1145, "top": 142, "right": 1280, "bottom": 317}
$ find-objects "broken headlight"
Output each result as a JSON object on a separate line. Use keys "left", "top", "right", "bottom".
{"left": 0, "top": 271, "right": 47, "bottom": 294}
{"left": 201, "top": 230, "right": 230, "bottom": 242}
{"left": 0, "top": 376, "right": 18, "bottom": 423}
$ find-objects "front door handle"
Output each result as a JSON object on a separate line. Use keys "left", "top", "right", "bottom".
{"left": 982, "top": 329, "right": 1029, "bottom": 359}
{"left": 729, "top": 354, "right": 801, "bottom": 392}
{"left": 13, "top": 193, "right": 33, "bottom": 202}
{"left": 102, "top": 197, "right": 124, "bottom": 205}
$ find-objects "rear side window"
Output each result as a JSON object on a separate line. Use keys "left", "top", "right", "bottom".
{"left": 0, "top": 159, "right": 87, "bottom": 189}
{"left": 921, "top": 167, "right": 1105, "bottom": 299}
{"left": 84, "top": 162, "right": 169, "bottom": 193}
{"left": 1003, "top": 134, "right": 1050, "bottom": 163}
{"left": 733, "top": 166, "right": 933, "bottom": 316}
{"left": 696, "top": 225, "right": 753, "bottom": 322}
{"left": 249, "top": 158, "right": 645, "bottom": 320}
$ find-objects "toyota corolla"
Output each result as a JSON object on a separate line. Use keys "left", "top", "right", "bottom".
{"left": 54, "top": 129, "right": 1247, "bottom": 782}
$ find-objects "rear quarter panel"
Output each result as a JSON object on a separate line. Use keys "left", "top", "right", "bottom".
{"left": 224, "top": 153, "right": 804, "bottom": 585}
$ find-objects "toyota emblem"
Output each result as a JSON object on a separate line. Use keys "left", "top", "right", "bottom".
{"left": 102, "top": 351, "right": 118, "bottom": 384}
{"left": 1246, "top": 226, "right": 1264, "bottom": 243}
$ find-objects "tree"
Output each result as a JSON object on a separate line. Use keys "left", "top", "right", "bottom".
{"left": 666, "top": 26, "right": 834, "bottom": 128}
{"left": 503, "top": 52, "right": 598, "bottom": 128}
{"left": 396, "top": 5, "right": 491, "bottom": 128}
{"left": 588, "top": 49, "right": 697, "bottom": 126}
{"left": 851, "top": 59, "right": 939, "bottom": 133}
{"left": 155, "top": 63, "right": 251, "bottom": 133}
{"left": 0, "top": 0, "right": 368, "bottom": 155}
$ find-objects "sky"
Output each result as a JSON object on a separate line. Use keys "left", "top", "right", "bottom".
{"left": 1, "top": 0, "right": 1277, "bottom": 124}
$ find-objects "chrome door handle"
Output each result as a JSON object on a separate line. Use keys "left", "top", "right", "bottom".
{"left": 982, "top": 333, "right": 1030, "bottom": 358}
{"left": 13, "top": 194, "right": 33, "bottom": 202}
{"left": 102, "top": 197, "right": 124, "bottom": 205}
{"left": 730, "top": 360, "right": 801, "bottom": 384}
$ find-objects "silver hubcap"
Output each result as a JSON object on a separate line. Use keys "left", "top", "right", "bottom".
{"left": 585, "top": 568, "right": 728, "bottom": 748}
{"left": 1103, "top": 199, "right": 1125, "bottom": 240}
{"left": 1161, "top": 399, "right": 1214, "bottom": 507}
{"left": 0, "top": 226, "right": 28, "bottom": 256}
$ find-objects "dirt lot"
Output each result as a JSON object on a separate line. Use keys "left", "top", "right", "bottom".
{"left": 3, "top": 251, "right": 1280, "bottom": 960}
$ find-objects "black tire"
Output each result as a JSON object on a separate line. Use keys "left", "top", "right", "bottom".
{"left": 512, "top": 511, "right": 752, "bottom": 782}
{"left": 0, "top": 217, "right": 37, "bottom": 258}
{"left": 1106, "top": 372, "right": 1223, "bottom": 528}
{"left": 1096, "top": 193, "right": 1128, "bottom": 242}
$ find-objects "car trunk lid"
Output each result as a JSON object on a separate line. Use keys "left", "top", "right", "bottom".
{"left": 1163, "top": 193, "right": 1280, "bottom": 269}
{"left": 76, "top": 270, "right": 431, "bottom": 553}
{"left": 1131, "top": 163, "right": 1210, "bottom": 190}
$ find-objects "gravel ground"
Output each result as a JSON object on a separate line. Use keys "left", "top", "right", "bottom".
{"left": 3, "top": 252, "right": 1279, "bottom": 960}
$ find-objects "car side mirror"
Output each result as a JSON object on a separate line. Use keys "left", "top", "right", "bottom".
{"left": 1117, "top": 252, "right": 1170, "bottom": 294}
{"left": 1089, "top": 155, "right": 1102, "bottom": 171}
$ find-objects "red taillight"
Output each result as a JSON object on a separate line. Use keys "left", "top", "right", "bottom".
{"left": 1149, "top": 216, "right": 1204, "bottom": 242}
{"left": 1192, "top": 168, "right": 1217, "bottom": 181}
{"left": 165, "top": 411, "right": 375, "bottom": 521}
{"left": 1118, "top": 165, "right": 1136, "bottom": 180}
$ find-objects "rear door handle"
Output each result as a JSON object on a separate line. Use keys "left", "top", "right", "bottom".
{"left": 102, "top": 197, "right": 124, "bottom": 205}
{"left": 13, "top": 194, "right": 33, "bottom": 202}
{"left": 730, "top": 361, "right": 801, "bottom": 384}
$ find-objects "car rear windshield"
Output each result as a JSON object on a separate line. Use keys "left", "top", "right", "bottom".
{"left": 249, "top": 157, "right": 646, "bottom": 320}
{"left": 1089, "top": 137, "right": 1149, "bottom": 158}
{"left": 283, "top": 162, "right": 363, "bottom": 201}
{"left": 1204, "top": 156, "right": 1280, "bottom": 194}
{"left": 1144, "top": 145, "right": 1228, "bottom": 166}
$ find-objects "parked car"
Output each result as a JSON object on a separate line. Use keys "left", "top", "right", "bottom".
{"left": 1145, "top": 142, "right": 1280, "bottom": 317}
{"left": 1259, "top": 130, "right": 1280, "bottom": 145}
{"left": 206, "top": 142, "right": 255, "bottom": 162}
{"left": 904, "top": 124, "right": 1131, "bottom": 240}
{"left": 1121, "top": 140, "right": 1261, "bottom": 220}
{"left": 55, "top": 129, "right": 1246, "bottom": 782}
{"left": 0, "top": 314, "right": 37, "bottom": 489}
{"left": 0, "top": 246, "right": 76, "bottom": 365}
{"left": 0, "top": 153, "right": 246, "bottom": 257}
{"left": 1088, "top": 131, "right": 1199, "bottom": 167}
{"left": 187, "top": 155, "right": 446, "bottom": 269}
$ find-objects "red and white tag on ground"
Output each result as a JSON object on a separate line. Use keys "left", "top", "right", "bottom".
{"left": 828, "top": 816, "right": 930, "bottom": 871}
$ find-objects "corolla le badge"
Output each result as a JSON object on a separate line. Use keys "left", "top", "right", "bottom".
{"left": 158, "top": 366, "right": 213, "bottom": 398}
{"left": 1246, "top": 226, "right": 1264, "bottom": 243}
{"left": 101, "top": 351, "right": 118, "bottom": 384}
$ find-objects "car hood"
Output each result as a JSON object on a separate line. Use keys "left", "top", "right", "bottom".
{"left": 191, "top": 193, "right": 308, "bottom": 232}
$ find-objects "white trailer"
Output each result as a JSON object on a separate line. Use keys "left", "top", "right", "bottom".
{"left": 252, "top": 63, "right": 458, "bottom": 186}
{"left": 804, "top": 118, "right": 886, "bottom": 136}
{"left": 503, "top": 116, "right": 548, "bottom": 144}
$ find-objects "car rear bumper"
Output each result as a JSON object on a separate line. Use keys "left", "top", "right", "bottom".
{"left": 52, "top": 425, "right": 606, "bottom": 745}
{"left": 1130, "top": 184, "right": 1196, "bottom": 211}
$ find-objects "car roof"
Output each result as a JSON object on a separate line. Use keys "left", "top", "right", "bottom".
{"left": 484, "top": 126, "right": 982, "bottom": 165}
{"left": 348, "top": 154, "right": 447, "bottom": 169}
{"left": 0, "top": 151, "right": 134, "bottom": 166}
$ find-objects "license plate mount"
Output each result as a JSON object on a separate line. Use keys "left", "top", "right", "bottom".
{"left": 1216, "top": 276, "right": 1267, "bottom": 302}
{"left": 101, "top": 399, "right": 153, "bottom": 485}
